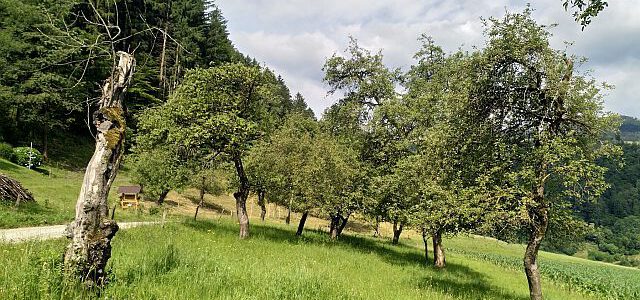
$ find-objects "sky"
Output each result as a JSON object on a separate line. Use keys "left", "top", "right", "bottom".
{"left": 216, "top": 0, "right": 640, "bottom": 118}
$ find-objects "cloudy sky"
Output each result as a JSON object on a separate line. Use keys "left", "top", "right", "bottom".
{"left": 216, "top": 0, "right": 640, "bottom": 118}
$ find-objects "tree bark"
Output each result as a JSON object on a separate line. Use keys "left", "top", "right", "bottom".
{"left": 63, "top": 52, "right": 134, "bottom": 287}
{"left": 328, "top": 212, "right": 350, "bottom": 239}
{"left": 194, "top": 176, "right": 205, "bottom": 221}
{"left": 285, "top": 200, "right": 291, "bottom": 225}
{"left": 329, "top": 215, "right": 341, "bottom": 239}
{"left": 258, "top": 190, "right": 266, "bottom": 221}
{"left": 524, "top": 181, "right": 549, "bottom": 300}
{"left": 422, "top": 227, "right": 429, "bottom": 266}
{"left": 392, "top": 218, "right": 404, "bottom": 245}
{"left": 233, "top": 155, "right": 250, "bottom": 239}
{"left": 157, "top": 189, "right": 169, "bottom": 204}
{"left": 296, "top": 211, "right": 309, "bottom": 236}
{"left": 433, "top": 229, "right": 445, "bottom": 268}
{"left": 373, "top": 216, "right": 381, "bottom": 238}
{"left": 159, "top": 24, "right": 168, "bottom": 96}
{"left": 336, "top": 212, "right": 350, "bottom": 236}
{"left": 43, "top": 124, "right": 48, "bottom": 161}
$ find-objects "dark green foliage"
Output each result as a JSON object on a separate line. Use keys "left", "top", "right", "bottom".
{"left": 619, "top": 115, "right": 640, "bottom": 141}
{"left": 0, "top": 0, "right": 252, "bottom": 162}
{"left": 13, "top": 147, "right": 43, "bottom": 168}
{"left": 0, "top": 142, "right": 15, "bottom": 162}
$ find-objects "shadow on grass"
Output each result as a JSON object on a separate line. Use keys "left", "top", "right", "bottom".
{"left": 0, "top": 159, "right": 21, "bottom": 172}
{"left": 185, "top": 219, "right": 425, "bottom": 265}
{"left": 185, "top": 195, "right": 228, "bottom": 214}
{"left": 416, "top": 263, "right": 528, "bottom": 300}
{"left": 184, "top": 219, "right": 525, "bottom": 299}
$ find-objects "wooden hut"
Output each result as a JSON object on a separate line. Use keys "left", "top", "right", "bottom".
{"left": 117, "top": 185, "right": 142, "bottom": 208}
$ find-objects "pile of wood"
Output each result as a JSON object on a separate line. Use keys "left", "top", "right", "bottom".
{"left": 0, "top": 173, "right": 34, "bottom": 204}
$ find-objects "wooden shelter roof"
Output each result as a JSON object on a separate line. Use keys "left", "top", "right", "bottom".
{"left": 117, "top": 185, "right": 141, "bottom": 195}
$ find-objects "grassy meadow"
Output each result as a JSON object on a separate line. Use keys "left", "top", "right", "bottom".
{"left": 0, "top": 158, "right": 161, "bottom": 228}
{"left": 2, "top": 155, "right": 640, "bottom": 299}
{"left": 1, "top": 218, "right": 639, "bottom": 299}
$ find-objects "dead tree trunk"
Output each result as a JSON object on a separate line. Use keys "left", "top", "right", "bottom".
{"left": 296, "top": 211, "right": 309, "bottom": 236}
{"left": 233, "top": 155, "right": 250, "bottom": 239}
{"left": 433, "top": 229, "right": 445, "bottom": 268}
{"left": 422, "top": 227, "right": 429, "bottom": 266}
{"left": 258, "top": 190, "right": 266, "bottom": 221}
{"left": 392, "top": 218, "right": 404, "bottom": 245}
{"left": 524, "top": 174, "right": 549, "bottom": 300}
{"left": 194, "top": 176, "right": 205, "bottom": 221}
{"left": 63, "top": 52, "right": 134, "bottom": 287}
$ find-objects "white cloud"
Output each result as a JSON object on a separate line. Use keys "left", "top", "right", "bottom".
{"left": 217, "top": 0, "right": 640, "bottom": 118}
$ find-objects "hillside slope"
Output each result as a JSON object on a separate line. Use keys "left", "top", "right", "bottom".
{"left": 2, "top": 219, "right": 639, "bottom": 299}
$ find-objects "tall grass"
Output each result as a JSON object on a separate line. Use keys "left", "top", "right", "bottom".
{"left": 2, "top": 218, "right": 626, "bottom": 299}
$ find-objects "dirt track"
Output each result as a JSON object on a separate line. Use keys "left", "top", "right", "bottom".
{"left": 0, "top": 221, "right": 158, "bottom": 243}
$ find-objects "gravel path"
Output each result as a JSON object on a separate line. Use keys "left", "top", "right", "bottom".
{"left": 0, "top": 221, "right": 158, "bottom": 243}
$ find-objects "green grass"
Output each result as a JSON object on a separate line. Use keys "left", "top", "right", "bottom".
{"left": 2, "top": 218, "right": 638, "bottom": 299}
{"left": 0, "top": 158, "right": 158, "bottom": 228}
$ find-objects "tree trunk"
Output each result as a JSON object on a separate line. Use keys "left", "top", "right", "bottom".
{"left": 285, "top": 200, "right": 291, "bottom": 225}
{"left": 110, "top": 204, "right": 116, "bottom": 220}
{"left": 233, "top": 155, "right": 250, "bottom": 239}
{"left": 296, "top": 211, "right": 309, "bottom": 236}
{"left": 194, "top": 176, "right": 205, "bottom": 221}
{"left": 422, "top": 227, "right": 429, "bottom": 266}
{"left": 258, "top": 190, "right": 267, "bottom": 221}
{"left": 63, "top": 52, "right": 134, "bottom": 287}
{"left": 392, "top": 218, "right": 404, "bottom": 245}
{"left": 337, "top": 212, "right": 350, "bottom": 236}
{"left": 157, "top": 189, "right": 169, "bottom": 204}
{"left": 433, "top": 229, "right": 445, "bottom": 268}
{"left": 524, "top": 184, "right": 549, "bottom": 300}
{"left": 373, "top": 216, "right": 380, "bottom": 238}
{"left": 43, "top": 124, "right": 48, "bottom": 162}
{"left": 159, "top": 24, "right": 168, "bottom": 95}
{"left": 329, "top": 215, "right": 341, "bottom": 239}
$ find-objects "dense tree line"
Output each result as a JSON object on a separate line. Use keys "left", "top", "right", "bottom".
{"left": 0, "top": 0, "right": 297, "bottom": 160}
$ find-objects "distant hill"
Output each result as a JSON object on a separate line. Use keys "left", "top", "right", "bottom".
{"left": 620, "top": 115, "right": 640, "bottom": 142}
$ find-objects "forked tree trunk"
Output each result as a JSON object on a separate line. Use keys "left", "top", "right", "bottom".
{"left": 194, "top": 176, "right": 205, "bottom": 221}
{"left": 258, "top": 190, "right": 266, "bottom": 221}
{"left": 336, "top": 212, "right": 350, "bottom": 236}
{"left": 422, "top": 227, "right": 429, "bottom": 266}
{"left": 157, "top": 189, "right": 169, "bottom": 204}
{"left": 524, "top": 180, "right": 549, "bottom": 300}
{"left": 63, "top": 52, "right": 135, "bottom": 287}
{"left": 296, "top": 211, "right": 309, "bottom": 236}
{"left": 433, "top": 229, "right": 445, "bottom": 268}
{"left": 233, "top": 156, "right": 250, "bottom": 239}
{"left": 392, "top": 218, "right": 404, "bottom": 245}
